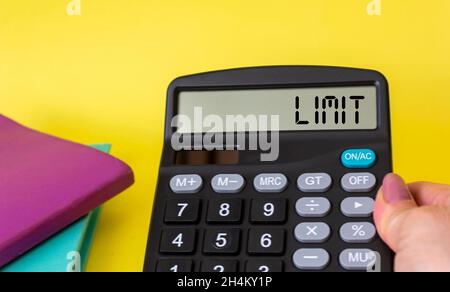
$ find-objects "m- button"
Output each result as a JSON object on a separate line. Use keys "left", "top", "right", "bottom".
{"left": 298, "top": 173, "right": 332, "bottom": 193}
{"left": 212, "top": 174, "right": 245, "bottom": 194}
{"left": 170, "top": 175, "right": 203, "bottom": 194}
{"left": 253, "top": 174, "right": 288, "bottom": 193}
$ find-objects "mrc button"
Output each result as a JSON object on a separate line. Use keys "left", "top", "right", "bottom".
{"left": 341, "top": 149, "right": 376, "bottom": 169}
{"left": 341, "top": 173, "right": 376, "bottom": 193}
{"left": 253, "top": 173, "right": 288, "bottom": 193}
{"left": 297, "top": 173, "right": 332, "bottom": 193}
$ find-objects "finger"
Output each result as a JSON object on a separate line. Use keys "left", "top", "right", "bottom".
{"left": 374, "top": 173, "right": 418, "bottom": 251}
{"left": 407, "top": 182, "right": 450, "bottom": 206}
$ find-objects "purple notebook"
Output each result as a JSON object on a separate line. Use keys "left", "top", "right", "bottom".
{"left": 0, "top": 115, "right": 134, "bottom": 267}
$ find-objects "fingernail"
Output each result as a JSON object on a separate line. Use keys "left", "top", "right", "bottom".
{"left": 382, "top": 173, "right": 412, "bottom": 204}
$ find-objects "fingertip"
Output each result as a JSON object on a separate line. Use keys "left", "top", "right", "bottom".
{"left": 382, "top": 173, "right": 414, "bottom": 204}
{"left": 373, "top": 173, "right": 418, "bottom": 251}
{"left": 374, "top": 187, "right": 388, "bottom": 242}
{"left": 374, "top": 173, "right": 403, "bottom": 228}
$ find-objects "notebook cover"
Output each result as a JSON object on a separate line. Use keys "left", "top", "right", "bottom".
{"left": 0, "top": 116, "right": 134, "bottom": 267}
{"left": 1, "top": 145, "right": 110, "bottom": 272}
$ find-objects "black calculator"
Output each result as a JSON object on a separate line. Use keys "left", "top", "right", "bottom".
{"left": 144, "top": 66, "right": 393, "bottom": 272}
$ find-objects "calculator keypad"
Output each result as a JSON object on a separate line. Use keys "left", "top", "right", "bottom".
{"left": 247, "top": 228, "right": 285, "bottom": 255}
{"left": 340, "top": 222, "right": 376, "bottom": 243}
{"left": 253, "top": 173, "right": 288, "bottom": 193}
{"left": 160, "top": 229, "right": 197, "bottom": 254}
{"left": 211, "top": 174, "right": 246, "bottom": 194}
{"left": 207, "top": 199, "right": 243, "bottom": 224}
{"left": 297, "top": 173, "right": 332, "bottom": 193}
{"left": 294, "top": 222, "right": 331, "bottom": 244}
{"left": 154, "top": 149, "right": 386, "bottom": 272}
{"left": 341, "top": 197, "right": 375, "bottom": 218}
{"left": 170, "top": 175, "right": 203, "bottom": 194}
{"left": 201, "top": 260, "right": 239, "bottom": 272}
{"left": 293, "top": 249, "right": 330, "bottom": 271}
{"left": 156, "top": 259, "right": 193, "bottom": 272}
{"left": 296, "top": 197, "right": 331, "bottom": 218}
{"left": 245, "top": 260, "right": 284, "bottom": 272}
{"left": 341, "top": 172, "right": 377, "bottom": 193}
{"left": 203, "top": 229, "right": 241, "bottom": 255}
{"left": 250, "top": 198, "right": 287, "bottom": 223}
{"left": 339, "top": 249, "right": 378, "bottom": 271}
{"left": 164, "top": 199, "right": 201, "bottom": 224}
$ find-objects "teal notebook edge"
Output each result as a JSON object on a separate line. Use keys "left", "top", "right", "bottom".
{"left": 1, "top": 144, "right": 111, "bottom": 272}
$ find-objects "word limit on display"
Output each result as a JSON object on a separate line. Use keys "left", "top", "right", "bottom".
{"left": 295, "top": 96, "right": 366, "bottom": 126}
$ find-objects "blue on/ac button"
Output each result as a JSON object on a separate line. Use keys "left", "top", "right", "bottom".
{"left": 341, "top": 149, "right": 377, "bottom": 169}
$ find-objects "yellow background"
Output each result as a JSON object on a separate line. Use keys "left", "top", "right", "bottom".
{"left": 1, "top": 0, "right": 449, "bottom": 271}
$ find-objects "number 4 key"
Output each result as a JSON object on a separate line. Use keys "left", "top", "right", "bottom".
{"left": 160, "top": 229, "right": 197, "bottom": 254}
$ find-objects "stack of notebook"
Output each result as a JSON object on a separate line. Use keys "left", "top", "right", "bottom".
{"left": 1, "top": 145, "right": 109, "bottom": 272}
{"left": 0, "top": 116, "right": 134, "bottom": 271}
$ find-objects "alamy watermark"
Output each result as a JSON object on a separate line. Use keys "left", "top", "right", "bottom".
{"left": 67, "top": 0, "right": 81, "bottom": 16}
{"left": 66, "top": 251, "right": 81, "bottom": 272}
{"left": 171, "top": 107, "right": 280, "bottom": 162}
{"left": 366, "top": 251, "right": 381, "bottom": 272}
{"left": 65, "top": 1, "right": 381, "bottom": 19}
{"left": 367, "top": 0, "right": 382, "bottom": 16}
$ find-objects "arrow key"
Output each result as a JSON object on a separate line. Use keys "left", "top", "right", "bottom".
{"left": 341, "top": 197, "right": 374, "bottom": 218}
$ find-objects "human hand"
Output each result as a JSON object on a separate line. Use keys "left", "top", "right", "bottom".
{"left": 374, "top": 173, "right": 450, "bottom": 272}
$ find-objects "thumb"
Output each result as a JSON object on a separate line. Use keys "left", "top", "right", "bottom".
{"left": 374, "top": 173, "right": 417, "bottom": 251}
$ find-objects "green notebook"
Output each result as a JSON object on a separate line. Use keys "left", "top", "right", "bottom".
{"left": 1, "top": 144, "right": 110, "bottom": 272}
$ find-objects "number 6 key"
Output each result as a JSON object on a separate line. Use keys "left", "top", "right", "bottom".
{"left": 248, "top": 228, "right": 286, "bottom": 255}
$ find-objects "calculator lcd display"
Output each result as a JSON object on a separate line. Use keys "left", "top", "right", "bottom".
{"left": 176, "top": 86, "right": 377, "bottom": 133}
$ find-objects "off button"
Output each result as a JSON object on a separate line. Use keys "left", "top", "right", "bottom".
{"left": 341, "top": 149, "right": 376, "bottom": 169}
{"left": 341, "top": 173, "right": 377, "bottom": 193}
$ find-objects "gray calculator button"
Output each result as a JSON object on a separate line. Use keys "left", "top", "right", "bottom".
{"left": 296, "top": 197, "right": 331, "bottom": 218}
{"left": 170, "top": 175, "right": 203, "bottom": 194}
{"left": 341, "top": 197, "right": 375, "bottom": 218}
{"left": 295, "top": 223, "right": 331, "bottom": 243}
{"left": 341, "top": 173, "right": 377, "bottom": 193}
{"left": 253, "top": 173, "right": 288, "bottom": 193}
{"left": 339, "top": 249, "right": 378, "bottom": 271}
{"left": 340, "top": 222, "right": 376, "bottom": 243}
{"left": 298, "top": 173, "right": 332, "bottom": 193}
{"left": 293, "top": 249, "right": 330, "bottom": 270}
{"left": 211, "top": 174, "right": 245, "bottom": 194}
